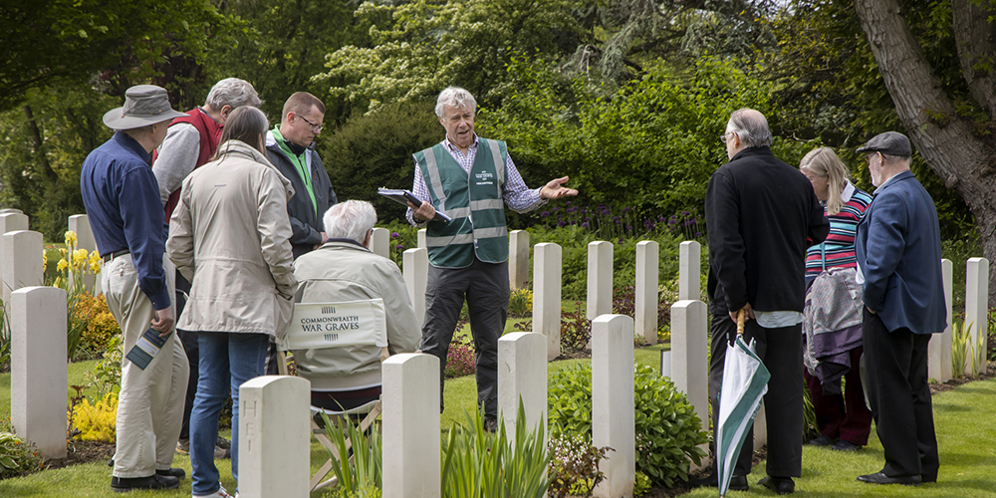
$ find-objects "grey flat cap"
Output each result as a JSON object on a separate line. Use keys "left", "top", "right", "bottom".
{"left": 856, "top": 131, "right": 912, "bottom": 157}
{"left": 103, "top": 85, "right": 186, "bottom": 130}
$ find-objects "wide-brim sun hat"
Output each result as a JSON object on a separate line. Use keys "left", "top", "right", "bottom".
{"left": 102, "top": 85, "right": 187, "bottom": 130}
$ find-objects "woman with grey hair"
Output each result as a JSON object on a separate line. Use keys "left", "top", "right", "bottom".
{"left": 799, "top": 146, "right": 873, "bottom": 453}
{"left": 167, "top": 105, "right": 296, "bottom": 498}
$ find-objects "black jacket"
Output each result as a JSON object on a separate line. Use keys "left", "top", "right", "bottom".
{"left": 705, "top": 146, "right": 829, "bottom": 316}
{"left": 265, "top": 134, "right": 338, "bottom": 259}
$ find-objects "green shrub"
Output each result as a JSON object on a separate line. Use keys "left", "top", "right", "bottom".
{"left": 547, "top": 433, "right": 609, "bottom": 498}
{"left": 323, "top": 101, "right": 442, "bottom": 225}
{"left": 548, "top": 363, "right": 707, "bottom": 487}
{"left": 320, "top": 412, "right": 383, "bottom": 498}
{"left": 0, "top": 431, "right": 43, "bottom": 479}
{"left": 508, "top": 287, "right": 532, "bottom": 318}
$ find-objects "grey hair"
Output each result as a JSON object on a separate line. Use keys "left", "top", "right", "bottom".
{"left": 205, "top": 78, "right": 261, "bottom": 109}
{"left": 435, "top": 86, "right": 477, "bottom": 117}
{"left": 323, "top": 200, "right": 377, "bottom": 244}
{"left": 727, "top": 108, "right": 772, "bottom": 147}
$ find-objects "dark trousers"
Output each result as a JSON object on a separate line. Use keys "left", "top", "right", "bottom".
{"left": 176, "top": 272, "right": 198, "bottom": 440}
{"left": 710, "top": 314, "right": 803, "bottom": 478}
{"left": 805, "top": 347, "right": 872, "bottom": 445}
{"left": 420, "top": 258, "right": 509, "bottom": 419}
{"left": 862, "top": 309, "right": 938, "bottom": 480}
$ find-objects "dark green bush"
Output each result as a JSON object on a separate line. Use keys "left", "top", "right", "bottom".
{"left": 547, "top": 363, "right": 707, "bottom": 487}
{"left": 323, "top": 101, "right": 442, "bottom": 224}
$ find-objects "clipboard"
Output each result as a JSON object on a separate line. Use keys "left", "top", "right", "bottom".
{"left": 377, "top": 187, "right": 451, "bottom": 222}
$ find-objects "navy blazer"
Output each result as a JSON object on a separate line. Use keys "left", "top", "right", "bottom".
{"left": 855, "top": 170, "right": 946, "bottom": 335}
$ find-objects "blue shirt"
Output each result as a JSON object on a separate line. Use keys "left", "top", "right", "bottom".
{"left": 80, "top": 131, "right": 171, "bottom": 310}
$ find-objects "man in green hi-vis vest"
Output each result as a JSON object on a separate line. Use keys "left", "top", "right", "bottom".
{"left": 406, "top": 86, "right": 577, "bottom": 430}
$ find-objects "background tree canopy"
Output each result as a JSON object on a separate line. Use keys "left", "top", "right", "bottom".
{"left": 0, "top": 0, "right": 989, "bottom": 297}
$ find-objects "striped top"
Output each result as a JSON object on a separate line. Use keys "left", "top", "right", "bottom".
{"left": 805, "top": 181, "right": 872, "bottom": 277}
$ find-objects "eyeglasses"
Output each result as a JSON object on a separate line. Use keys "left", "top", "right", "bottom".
{"left": 720, "top": 131, "right": 734, "bottom": 144}
{"left": 297, "top": 114, "right": 324, "bottom": 133}
{"left": 865, "top": 152, "right": 879, "bottom": 164}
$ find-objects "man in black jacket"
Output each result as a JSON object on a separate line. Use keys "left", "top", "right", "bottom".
{"left": 702, "top": 108, "right": 829, "bottom": 495}
{"left": 265, "top": 92, "right": 338, "bottom": 259}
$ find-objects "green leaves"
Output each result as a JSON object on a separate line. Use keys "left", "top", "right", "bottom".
{"left": 547, "top": 363, "right": 708, "bottom": 487}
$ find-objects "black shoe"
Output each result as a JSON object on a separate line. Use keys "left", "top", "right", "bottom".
{"left": 921, "top": 474, "right": 937, "bottom": 483}
{"left": 156, "top": 468, "right": 185, "bottom": 479}
{"left": 687, "top": 471, "right": 718, "bottom": 488}
{"left": 831, "top": 440, "right": 861, "bottom": 451}
{"left": 729, "top": 474, "right": 749, "bottom": 491}
{"left": 807, "top": 435, "right": 834, "bottom": 446}
{"left": 856, "top": 471, "right": 922, "bottom": 485}
{"left": 483, "top": 417, "right": 499, "bottom": 433}
{"left": 110, "top": 474, "right": 180, "bottom": 493}
{"left": 759, "top": 476, "right": 795, "bottom": 495}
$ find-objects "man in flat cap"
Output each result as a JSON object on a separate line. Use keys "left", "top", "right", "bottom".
{"left": 854, "top": 131, "right": 945, "bottom": 486}
{"left": 80, "top": 85, "right": 190, "bottom": 492}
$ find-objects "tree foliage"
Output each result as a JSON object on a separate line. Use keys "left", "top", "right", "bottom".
{"left": 315, "top": 0, "right": 586, "bottom": 111}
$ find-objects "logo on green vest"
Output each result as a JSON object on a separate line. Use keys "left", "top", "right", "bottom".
{"left": 475, "top": 170, "right": 494, "bottom": 186}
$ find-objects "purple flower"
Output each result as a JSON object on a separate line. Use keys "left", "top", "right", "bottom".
{"left": 581, "top": 222, "right": 589, "bottom": 228}
{"left": 566, "top": 201, "right": 572, "bottom": 206}
{"left": 612, "top": 216, "right": 620, "bottom": 221}
{"left": 682, "top": 211, "right": 690, "bottom": 216}
{"left": 669, "top": 218, "right": 677, "bottom": 225}
{"left": 558, "top": 221, "right": 566, "bottom": 227}
{"left": 584, "top": 217, "right": 590, "bottom": 222}
{"left": 627, "top": 225, "right": 633, "bottom": 231}
{"left": 391, "top": 232, "right": 399, "bottom": 238}
{"left": 623, "top": 206, "right": 631, "bottom": 213}
{"left": 541, "top": 211, "right": 550, "bottom": 217}
{"left": 685, "top": 219, "right": 695, "bottom": 226}
{"left": 695, "top": 232, "right": 702, "bottom": 237}
{"left": 619, "top": 238, "right": 624, "bottom": 243}
{"left": 395, "top": 244, "right": 404, "bottom": 250}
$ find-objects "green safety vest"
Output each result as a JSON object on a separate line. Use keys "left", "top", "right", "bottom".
{"left": 415, "top": 138, "right": 509, "bottom": 268}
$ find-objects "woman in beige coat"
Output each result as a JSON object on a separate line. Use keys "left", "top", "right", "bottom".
{"left": 166, "top": 106, "right": 296, "bottom": 498}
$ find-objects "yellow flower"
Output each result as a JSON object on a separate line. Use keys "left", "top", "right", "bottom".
{"left": 65, "top": 230, "right": 77, "bottom": 249}
{"left": 57, "top": 259, "right": 68, "bottom": 272}
{"left": 89, "top": 252, "right": 102, "bottom": 275}
{"left": 73, "top": 248, "right": 88, "bottom": 268}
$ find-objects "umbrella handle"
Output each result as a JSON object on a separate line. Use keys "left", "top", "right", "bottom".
{"left": 736, "top": 308, "right": 746, "bottom": 335}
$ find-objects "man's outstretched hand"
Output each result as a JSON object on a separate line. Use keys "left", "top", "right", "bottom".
{"left": 539, "top": 176, "right": 579, "bottom": 200}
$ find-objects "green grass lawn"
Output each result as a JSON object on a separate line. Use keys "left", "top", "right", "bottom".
{"left": 4, "top": 338, "right": 995, "bottom": 497}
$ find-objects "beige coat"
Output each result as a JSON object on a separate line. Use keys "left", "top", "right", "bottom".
{"left": 292, "top": 240, "right": 421, "bottom": 390}
{"left": 167, "top": 139, "right": 298, "bottom": 339}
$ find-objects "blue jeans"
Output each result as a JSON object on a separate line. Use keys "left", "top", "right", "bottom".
{"left": 189, "top": 332, "right": 269, "bottom": 496}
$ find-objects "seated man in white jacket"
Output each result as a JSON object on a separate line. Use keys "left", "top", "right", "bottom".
{"left": 290, "top": 200, "right": 422, "bottom": 412}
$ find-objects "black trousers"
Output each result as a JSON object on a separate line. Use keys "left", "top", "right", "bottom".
{"left": 420, "top": 258, "right": 509, "bottom": 419}
{"left": 176, "top": 271, "right": 199, "bottom": 440}
{"left": 862, "top": 309, "right": 939, "bottom": 480}
{"left": 709, "top": 314, "right": 803, "bottom": 478}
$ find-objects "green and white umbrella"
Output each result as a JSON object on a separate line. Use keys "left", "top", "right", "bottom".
{"left": 716, "top": 318, "right": 770, "bottom": 497}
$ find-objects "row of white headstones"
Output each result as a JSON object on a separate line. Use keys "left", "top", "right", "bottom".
{"left": 4, "top": 210, "right": 989, "bottom": 497}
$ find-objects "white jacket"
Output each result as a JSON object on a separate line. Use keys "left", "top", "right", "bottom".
{"left": 167, "top": 139, "right": 298, "bottom": 338}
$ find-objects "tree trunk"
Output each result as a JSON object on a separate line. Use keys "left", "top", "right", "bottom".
{"left": 22, "top": 104, "right": 57, "bottom": 182}
{"left": 855, "top": 0, "right": 996, "bottom": 304}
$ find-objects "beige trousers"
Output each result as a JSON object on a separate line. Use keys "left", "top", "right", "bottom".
{"left": 103, "top": 254, "right": 188, "bottom": 478}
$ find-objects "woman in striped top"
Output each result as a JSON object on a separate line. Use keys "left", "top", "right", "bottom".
{"left": 800, "top": 147, "right": 873, "bottom": 452}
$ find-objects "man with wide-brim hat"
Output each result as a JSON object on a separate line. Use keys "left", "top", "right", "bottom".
{"left": 81, "top": 84, "right": 190, "bottom": 493}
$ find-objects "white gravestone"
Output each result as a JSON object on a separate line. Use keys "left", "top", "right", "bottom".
{"left": 929, "top": 259, "right": 953, "bottom": 382}
{"left": 533, "top": 243, "right": 562, "bottom": 361}
{"left": 592, "top": 315, "right": 635, "bottom": 498}
{"left": 966, "top": 257, "right": 989, "bottom": 375}
{"left": 670, "top": 300, "right": 709, "bottom": 430}
{"left": 382, "top": 353, "right": 440, "bottom": 498}
{"left": 679, "top": 241, "right": 701, "bottom": 301}
{"left": 11, "top": 286, "right": 67, "bottom": 458}
{"left": 417, "top": 228, "right": 427, "bottom": 249}
{"left": 508, "top": 229, "right": 530, "bottom": 290}
{"left": 0, "top": 212, "right": 29, "bottom": 304}
{"left": 403, "top": 248, "right": 428, "bottom": 327}
{"left": 370, "top": 227, "right": 389, "bottom": 259}
{"left": 238, "top": 376, "right": 310, "bottom": 498}
{"left": 636, "top": 240, "right": 659, "bottom": 344}
{"left": 498, "top": 332, "right": 547, "bottom": 444}
{"left": 587, "top": 241, "right": 613, "bottom": 320}
{"left": 2, "top": 230, "right": 44, "bottom": 306}
{"left": 68, "top": 214, "right": 99, "bottom": 294}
